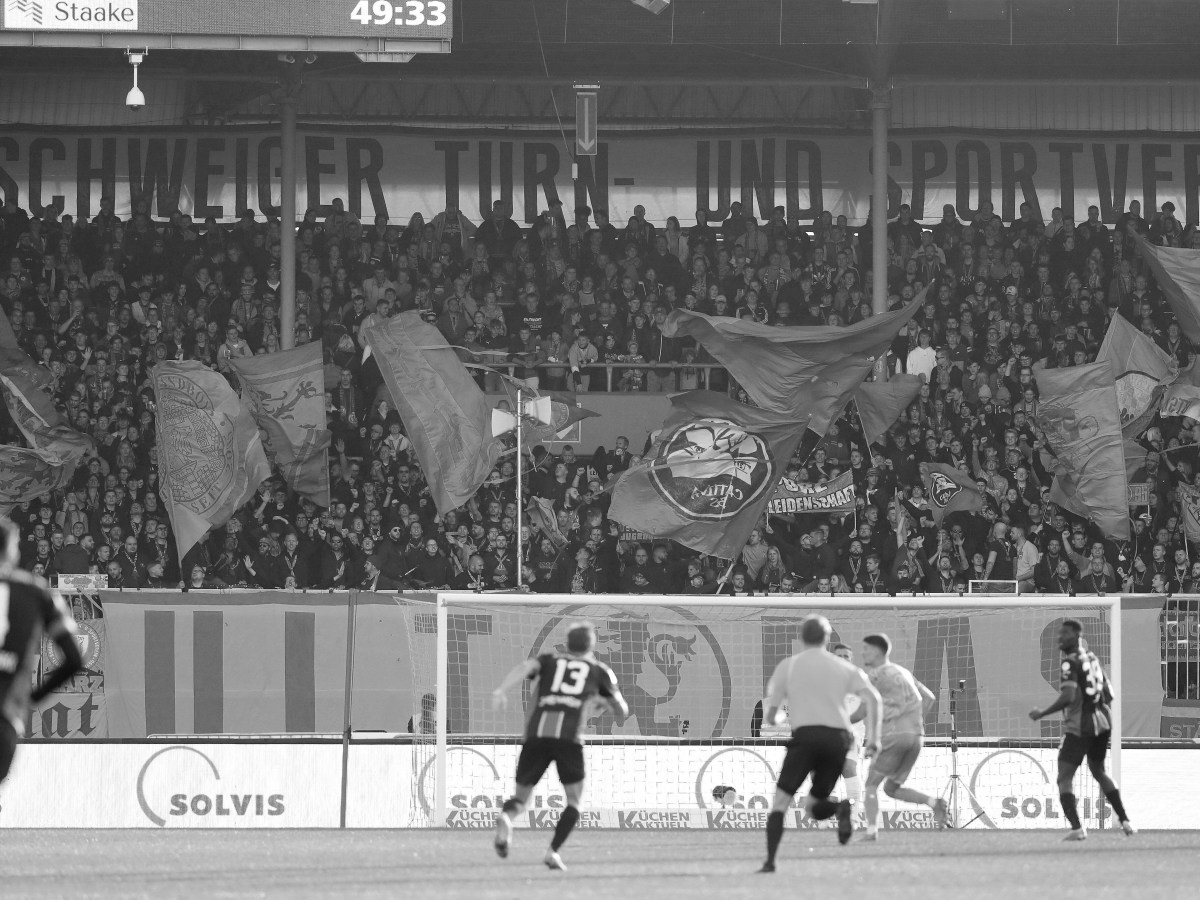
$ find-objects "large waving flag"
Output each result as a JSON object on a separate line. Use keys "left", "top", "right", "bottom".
{"left": 364, "top": 312, "right": 503, "bottom": 514}
{"left": 661, "top": 290, "right": 924, "bottom": 433}
{"left": 151, "top": 361, "right": 271, "bottom": 561}
{"left": 1137, "top": 237, "right": 1200, "bottom": 343}
{"left": 609, "top": 391, "right": 810, "bottom": 559}
{"left": 229, "top": 342, "right": 332, "bottom": 508}
{"left": 920, "top": 462, "right": 985, "bottom": 526}
{"left": 767, "top": 470, "right": 856, "bottom": 516}
{"left": 1095, "top": 312, "right": 1176, "bottom": 437}
{"left": 856, "top": 374, "right": 924, "bottom": 448}
{"left": 1035, "top": 362, "right": 1129, "bottom": 540}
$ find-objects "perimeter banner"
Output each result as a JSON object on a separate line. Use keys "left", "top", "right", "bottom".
{"left": 4, "top": 129, "right": 1200, "bottom": 225}
{"left": 97, "top": 592, "right": 1166, "bottom": 740}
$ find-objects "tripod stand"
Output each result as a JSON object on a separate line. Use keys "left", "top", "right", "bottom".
{"left": 939, "top": 679, "right": 984, "bottom": 829}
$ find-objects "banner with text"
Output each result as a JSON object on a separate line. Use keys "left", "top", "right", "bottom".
{"left": 4, "top": 129, "right": 1200, "bottom": 226}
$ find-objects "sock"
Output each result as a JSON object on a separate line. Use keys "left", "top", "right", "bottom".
{"left": 765, "top": 811, "right": 784, "bottom": 864}
{"left": 1060, "top": 793, "right": 1081, "bottom": 830}
{"left": 810, "top": 797, "right": 838, "bottom": 820}
{"left": 1104, "top": 789, "right": 1128, "bottom": 823}
{"left": 844, "top": 776, "right": 863, "bottom": 808}
{"left": 550, "top": 805, "right": 580, "bottom": 852}
{"left": 502, "top": 797, "right": 523, "bottom": 820}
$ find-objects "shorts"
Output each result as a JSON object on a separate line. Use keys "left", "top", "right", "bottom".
{"left": 515, "top": 738, "right": 586, "bottom": 787}
{"left": 776, "top": 726, "right": 853, "bottom": 800}
{"left": 0, "top": 717, "right": 17, "bottom": 784}
{"left": 870, "top": 734, "right": 924, "bottom": 785}
{"left": 1059, "top": 731, "right": 1110, "bottom": 769}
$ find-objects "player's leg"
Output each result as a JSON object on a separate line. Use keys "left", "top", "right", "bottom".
{"left": 761, "top": 736, "right": 811, "bottom": 872}
{"left": 803, "top": 729, "right": 854, "bottom": 845}
{"left": 1056, "top": 734, "right": 1087, "bottom": 839}
{"left": 496, "top": 742, "right": 549, "bottom": 857}
{"left": 1083, "top": 731, "right": 1134, "bottom": 834}
{"left": 879, "top": 736, "right": 945, "bottom": 819}
{"left": 841, "top": 757, "right": 864, "bottom": 824}
{"left": 544, "top": 744, "right": 587, "bottom": 871}
{"left": 863, "top": 765, "right": 886, "bottom": 838}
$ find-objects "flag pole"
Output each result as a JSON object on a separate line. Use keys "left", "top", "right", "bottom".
{"left": 516, "top": 387, "right": 524, "bottom": 589}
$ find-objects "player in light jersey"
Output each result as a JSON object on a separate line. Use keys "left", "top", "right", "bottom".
{"left": 860, "top": 633, "right": 947, "bottom": 840}
{"left": 490, "top": 622, "right": 629, "bottom": 870}
{"left": 831, "top": 643, "right": 866, "bottom": 826}
{"left": 759, "top": 615, "right": 881, "bottom": 872}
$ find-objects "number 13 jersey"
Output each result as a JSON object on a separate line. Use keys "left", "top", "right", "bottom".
{"left": 525, "top": 651, "right": 619, "bottom": 744}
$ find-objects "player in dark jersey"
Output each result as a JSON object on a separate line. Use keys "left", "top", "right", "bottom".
{"left": 1, "top": 517, "right": 84, "bottom": 784}
{"left": 490, "top": 621, "right": 628, "bottom": 871}
{"left": 1029, "top": 619, "right": 1135, "bottom": 841}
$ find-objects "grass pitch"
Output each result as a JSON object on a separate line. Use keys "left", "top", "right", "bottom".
{"left": 1, "top": 829, "right": 1196, "bottom": 899}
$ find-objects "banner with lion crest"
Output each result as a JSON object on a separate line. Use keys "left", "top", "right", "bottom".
{"left": 229, "top": 342, "right": 331, "bottom": 508}
{"left": 151, "top": 361, "right": 272, "bottom": 560}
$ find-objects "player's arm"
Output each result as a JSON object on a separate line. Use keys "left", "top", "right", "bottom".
{"left": 849, "top": 703, "right": 867, "bottom": 724}
{"left": 491, "top": 657, "right": 541, "bottom": 710}
{"left": 916, "top": 679, "right": 936, "bottom": 712}
{"left": 30, "top": 591, "right": 83, "bottom": 704}
{"left": 852, "top": 672, "right": 883, "bottom": 758}
{"left": 1029, "top": 682, "right": 1077, "bottom": 721}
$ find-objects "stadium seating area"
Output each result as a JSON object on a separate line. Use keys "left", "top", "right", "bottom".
{"left": 0, "top": 194, "right": 1195, "bottom": 594}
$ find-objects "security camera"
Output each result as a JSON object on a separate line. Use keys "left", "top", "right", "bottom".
{"left": 125, "top": 49, "right": 146, "bottom": 110}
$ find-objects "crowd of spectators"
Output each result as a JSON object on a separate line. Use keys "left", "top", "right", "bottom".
{"left": 2, "top": 189, "right": 1199, "bottom": 597}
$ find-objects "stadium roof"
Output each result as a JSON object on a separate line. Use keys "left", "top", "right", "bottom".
{"left": 1, "top": 0, "right": 1200, "bottom": 106}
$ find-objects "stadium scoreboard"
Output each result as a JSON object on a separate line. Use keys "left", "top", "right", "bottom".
{"left": 0, "top": 0, "right": 452, "bottom": 52}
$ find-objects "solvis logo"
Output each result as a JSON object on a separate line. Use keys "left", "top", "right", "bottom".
{"left": 136, "top": 746, "right": 285, "bottom": 827}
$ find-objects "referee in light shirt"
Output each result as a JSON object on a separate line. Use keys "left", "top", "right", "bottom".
{"left": 758, "top": 615, "right": 881, "bottom": 873}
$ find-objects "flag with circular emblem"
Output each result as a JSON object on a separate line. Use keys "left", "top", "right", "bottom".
{"left": 920, "top": 462, "right": 984, "bottom": 526}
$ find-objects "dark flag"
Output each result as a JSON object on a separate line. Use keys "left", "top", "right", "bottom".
{"left": 499, "top": 386, "right": 600, "bottom": 445}
{"left": 229, "top": 342, "right": 332, "bottom": 508}
{"left": 660, "top": 290, "right": 925, "bottom": 432}
{"left": 609, "top": 391, "right": 810, "bottom": 559}
{"left": 855, "top": 374, "right": 924, "bottom": 449}
{"left": 363, "top": 311, "right": 503, "bottom": 515}
{"left": 1034, "top": 361, "right": 1129, "bottom": 540}
{"left": 920, "top": 462, "right": 985, "bottom": 526}
{"left": 1136, "top": 237, "right": 1200, "bottom": 344}
{"left": 0, "top": 446, "right": 77, "bottom": 513}
{"left": 151, "top": 361, "right": 272, "bottom": 561}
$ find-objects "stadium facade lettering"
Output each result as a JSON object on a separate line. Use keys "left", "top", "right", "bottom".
{"left": 4, "top": 131, "right": 1200, "bottom": 226}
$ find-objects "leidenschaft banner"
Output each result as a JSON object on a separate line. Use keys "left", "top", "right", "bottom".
{"left": 4, "top": 129, "right": 1200, "bottom": 226}
{"left": 767, "top": 471, "right": 855, "bottom": 515}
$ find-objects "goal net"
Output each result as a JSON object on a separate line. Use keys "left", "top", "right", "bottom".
{"left": 400, "top": 594, "right": 1120, "bottom": 831}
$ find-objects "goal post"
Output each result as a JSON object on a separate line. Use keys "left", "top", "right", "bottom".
{"left": 418, "top": 592, "right": 1121, "bottom": 829}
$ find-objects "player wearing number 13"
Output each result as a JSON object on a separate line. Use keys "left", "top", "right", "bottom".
{"left": 491, "top": 622, "right": 629, "bottom": 871}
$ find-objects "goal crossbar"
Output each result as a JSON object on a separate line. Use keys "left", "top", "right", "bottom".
{"left": 429, "top": 592, "right": 1121, "bottom": 827}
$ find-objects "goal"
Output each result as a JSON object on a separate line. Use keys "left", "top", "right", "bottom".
{"left": 401, "top": 593, "right": 1121, "bottom": 831}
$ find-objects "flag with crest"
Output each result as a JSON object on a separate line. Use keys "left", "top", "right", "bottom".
{"left": 920, "top": 462, "right": 985, "bottom": 526}
{"left": 609, "top": 391, "right": 810, "bottom": 559}
{"left": 151, "top": 361, "right": 272, "bottom": 561}
{"left": 1095, "top": 312, "right": 1176, "bottom": 437}
{"left": 229, "top": 342, "right": 331, "bottom": 508}
{"left": 1034, "top": 361, "right": 1129, "bottom": 540}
